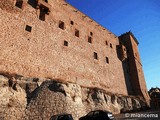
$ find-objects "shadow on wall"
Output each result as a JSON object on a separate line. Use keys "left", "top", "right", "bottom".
{"left": 116, "top": 45, "right": 133, "bottom": 95}
{"left": 116, "top": 45, "right": 122, "bottom": 61}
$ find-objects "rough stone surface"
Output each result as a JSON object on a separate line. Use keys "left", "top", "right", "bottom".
{"left": 0, "top": 0, "right": 149, "bottom": 102}
{"left": 0, "top": 0, "right": 130, "bottom": 95}
{"left": 0, "top": 74, "right": 148, "bottom": 120}
{"left": 0, "top": 0, "right": 150, "bottom": 119}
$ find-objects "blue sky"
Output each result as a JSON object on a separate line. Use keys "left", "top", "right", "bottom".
{"left": 66, "top": 0, "right": 160, "bottom": 90}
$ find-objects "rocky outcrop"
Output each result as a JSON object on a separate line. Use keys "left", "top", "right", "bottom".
{"left": 0, "top": 74, "right": 149, "bottom": 120}
{"left": 0, "top": 75, "right": 26, "bottom": 120}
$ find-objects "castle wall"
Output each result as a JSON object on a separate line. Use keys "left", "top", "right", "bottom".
{"left": 0, "top": 0, "right": 128, "bottom": 95}
{"left": 130, "top": 36, "right": 150, "bottom": 102}
{"left": 119, "top": 33, "right": 150, "bottom": 103}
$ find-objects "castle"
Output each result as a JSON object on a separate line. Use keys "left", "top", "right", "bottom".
{"left": 0, "top": 0, "right": 150, "bottom": 120}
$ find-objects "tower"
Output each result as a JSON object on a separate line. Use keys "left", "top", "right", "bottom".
{"left": 119, "top": 31, "right": 150, "bottom": 104}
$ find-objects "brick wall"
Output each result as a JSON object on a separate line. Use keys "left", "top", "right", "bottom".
{"left": 119, "top": 32, "right": 150, "bottom": 104}
{"left": 0, "top": 0, "right": 128, "bottom": 95}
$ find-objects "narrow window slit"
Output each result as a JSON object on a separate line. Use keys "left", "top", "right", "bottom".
{"left": 110, "top": 43, "right": 112, "bottom": 48}
{"left": 90, "top": 32, "right": 93, "bottom": 36}
{"left": 88, "top": 36, "right": 92, "bottom": 43}
{"left": 106, "top": 41, "right": 108, "bottom": 45}
{"left": 106, "top": 57, "right": 109, "bottom": 64}
{"left": 94, "top": 52, "right": 98, "bottom": 60}
{"left": 70, "top": 21, "right": 74, "bottom": 25}
{"left": 75, "top": 29, "right": 79, "bottom": 37}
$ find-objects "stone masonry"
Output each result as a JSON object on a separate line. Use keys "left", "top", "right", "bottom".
{"left": 0, "top": 74, "right": 148, "bottom": 120}
{"left": 0, "top": 0, "right": 150, "bottom": 119}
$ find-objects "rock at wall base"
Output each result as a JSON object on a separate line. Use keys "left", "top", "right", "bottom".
{"left": 0, "top": 74, "right": 150, "bottom": 120}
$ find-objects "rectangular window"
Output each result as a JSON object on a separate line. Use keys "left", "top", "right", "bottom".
{"left": 90, "top": 32, "right": 93, "bottom": 36}
{"left": 59, "top": 21, "right": 65, "bottom": 30}
{"left": 15, "top": 0, "right": 23, "bottom": 9}
{"left": 110, "top": 43, "right": 112, "bottom": 48}
{"left": 94, "top": 52, "right": 98, "bottom": 60}
{"left": 70, "top": 21, "right": 74, "bottom": 25}
{"left": 64, "top": 41, "right": 68, "bottom": 46}
{"left": 39, "top": 7, "right": 48, "bottom": 21}
{"left": 75, "top": 29, "right": 79, "bottom": 37}
{"left": 106, "top": 57, "right": 109, "bottom": 64}
{"left": 88, "top": 36, "right": 92, "bottom": 43}
{"left": 106, "top": 41, "right": 108, "bottom": 45}
{"left": 25, "top": 25, "right": 32, "bottom": 32}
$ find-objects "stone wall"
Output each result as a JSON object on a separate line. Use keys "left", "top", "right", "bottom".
{"left": 0, "top": 0, "right": 128, "bottom": 95}
{"left": 119, "top": 33, "right": 150, "bottom": 104}
{"left": 0, "top": 74, "right": 149, "bottom": 120}
{"left": 0, "top": 1, "right": 150, "bottom": 119}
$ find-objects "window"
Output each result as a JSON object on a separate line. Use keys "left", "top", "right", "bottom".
{"left": 64, "top": 41, "right": 68, "bottom": 46}
{"left": 90, "top": 32, "right": 93, "bottom": 36}
{"left": 59, "top": 21, "right": 65, "bottom": 30}
{"left": 106, "top": 41, "right": 108, "bottom": 45}
{"left": 75, "top": 29, "right": 79, "bottom": 37}
{"left": 94, "top": 52, "right": 98, "bottom": 60}
{"left": 110, "top": 43, "right": 112, "bottom": 48}
{"left": 25, "top": 25, "right": 32, "bottom": 32}
{"left": 15, "top": 0, "right": 23, "bottom": 9}
{"left": 106, "top": 57, "right": 109, "bottom": 64}
{"left": 88, "top": 36, "right": 92, "bottom": 43}
{"left": 70, "top": 21, "right": 74, "bottom": 25}
{"left": 39, "top": 7, "right": 48, "bottom": 21}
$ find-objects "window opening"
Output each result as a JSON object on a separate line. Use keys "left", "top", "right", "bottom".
{"left": 110, "top": 43, "right": 112, "bottom": 48}
{"left": 70, "top": 21, "right": 74, "bottom": 25}
{"left": 64, "top": 41, "right": 68, "bottom": 46}
{"left": 106, "top": 41, "right": 108, "bottom": 45}
{"left": 106, "top": 57, "right": 109, "bottom": 64}
{"left": 88, "top": 36, "right": 92, "bottom": 43}
{"left": 15, "top": 0, "right": 23, "bottom": 8}
{"left": 25, "top": 25, "right": 32, "bottom": 32}
{"left": 39, "top": 7, "right": 48, "bottom": 21}
{"left": 75, "top": 29, "right": 79, "bottom": 37}
{"left": 94, "top": 52, "right": 98, "bottom": 60}
{"left": 59, "top": 21, "right": 65, "bottom": 30}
